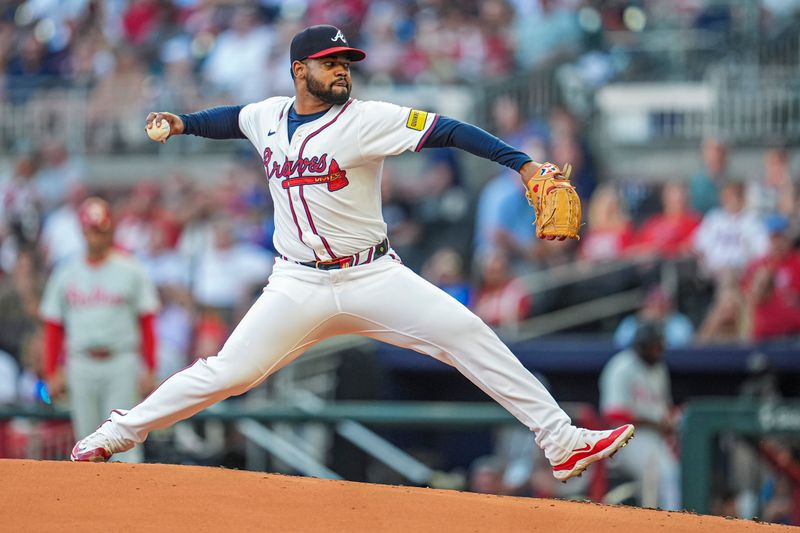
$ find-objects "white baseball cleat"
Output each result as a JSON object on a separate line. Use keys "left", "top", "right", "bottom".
{"left": 70, "top": 420, "right": 135, "bottom": 463}
{"left": 550, "top": 424, "right": 635, "bottom": 482}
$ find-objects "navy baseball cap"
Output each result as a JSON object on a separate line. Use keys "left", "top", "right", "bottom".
{"left": 290, "top": 25, "right": 366, "bottom": 63}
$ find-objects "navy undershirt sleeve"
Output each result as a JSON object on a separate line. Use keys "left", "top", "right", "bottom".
{"left": 421, "top": 116, "right": 532, "bottom": 172}
{"left": 178, "top": 105, "right": 247, "bottom": 140}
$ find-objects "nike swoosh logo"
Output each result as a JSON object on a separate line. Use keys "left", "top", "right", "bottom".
{"left": 267, "top": 130, "right": 276, "bottom": 136}
{"left": 571, "top": 443, "right": 592, "bottom": 453}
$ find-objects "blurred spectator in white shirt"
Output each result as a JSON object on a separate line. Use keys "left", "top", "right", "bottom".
{"left": 39, "top": 183, "right": 88, "bottom": 268}
{"left": 513, "top": 0, "right": 581, "bottom": 70}
{"left": 0, "top": 349, "right": 18, "bottom": 404}
{"left": 192, "top": 217, "right": 273, "bottom": 324}
{"left": 693, "top": 182, "right": 768, "bottom": 279}
{"left": 202, "top": 7, "right": 274, "bottom": 102}
{"left": 33, "top": 141, "right": 86, "bottom": 213}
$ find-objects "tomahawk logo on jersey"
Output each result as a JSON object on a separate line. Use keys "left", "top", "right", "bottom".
{"left": 239, "top": 97, "right": 438, "bottom": 263}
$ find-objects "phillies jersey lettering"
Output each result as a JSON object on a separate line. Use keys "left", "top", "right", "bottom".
{"left": 239, "top": 97, "right": 438, "bottom": 262}
{"left": 40, "top": 252, "right": 159, "bottom": 358}
{"left": 65, "top": 286, "right": 126, "bottom": 306}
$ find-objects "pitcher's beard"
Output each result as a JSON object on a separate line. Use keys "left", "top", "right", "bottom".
{"left": 307, "top": 75, "right": 350, "bottom": 105}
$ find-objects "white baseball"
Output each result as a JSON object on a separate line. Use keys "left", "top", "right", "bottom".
{"left": 147, "top": 120, "right": 170, "bottom": 142}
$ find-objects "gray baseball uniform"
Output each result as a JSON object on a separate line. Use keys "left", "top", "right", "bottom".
{"left": 40, "top": 251, "right": 159, "bottom": 462}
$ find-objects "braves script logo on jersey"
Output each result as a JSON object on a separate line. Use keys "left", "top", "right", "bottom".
{"left": 263, "top": 147, "right": 350, "bottom": 192}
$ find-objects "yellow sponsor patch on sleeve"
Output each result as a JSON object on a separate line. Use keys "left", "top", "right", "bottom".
{"left": 406, "top": 109, "right": 428, "bottom": 131}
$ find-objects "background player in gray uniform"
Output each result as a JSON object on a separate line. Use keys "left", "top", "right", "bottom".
{"left": 41, "top": 197, "right": 159, "bottom": 462}
{"left": 600, "top": 321, "right": 680, "bottom": 509}
{"left": 71, "top": 25, "right": 633, "bottom": 480}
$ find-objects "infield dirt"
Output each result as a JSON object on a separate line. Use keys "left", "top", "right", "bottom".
{"left": 0, "top": 459, "right": 793, "bottom": 532}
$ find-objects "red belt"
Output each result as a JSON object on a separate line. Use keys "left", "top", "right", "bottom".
{"left": 87, "top": 347, "right": 112, "bottom": 360}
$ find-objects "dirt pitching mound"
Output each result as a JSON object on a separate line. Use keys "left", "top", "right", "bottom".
{"left": 0, "top": 459, "right": 792, "bottom": 532}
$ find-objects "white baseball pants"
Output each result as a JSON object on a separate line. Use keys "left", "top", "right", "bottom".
{"left": 106, "top": 254, "right": 581, "bottom": 463}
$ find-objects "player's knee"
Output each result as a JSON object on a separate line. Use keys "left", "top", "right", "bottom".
{"left": 203, "top": 356, "right": 260, "bottom": 394}
{"left": 447, "top": 312, "right": 490, "bottom": 339}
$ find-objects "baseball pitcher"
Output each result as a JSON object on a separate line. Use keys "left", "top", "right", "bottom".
{"left": 71, "top": 25, "right": 632, "bottom": 481}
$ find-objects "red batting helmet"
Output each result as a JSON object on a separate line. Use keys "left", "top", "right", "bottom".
{"left": 78, "top": 197, "right": 113, "bottom": 232}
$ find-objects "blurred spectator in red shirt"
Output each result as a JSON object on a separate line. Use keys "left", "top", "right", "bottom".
{"left": 115, "top": 181, "right": 181, "bottom": 258}
{"left": 630, "top": 182, "right": 701, "bottom": 259}
{"left": 122, "top": 0, "right": 160, "bottom": 46}
{"left": 472, "top": 250, "right": 531, "bottom": 328}
{"left": 741, "top": 214, "right": 800, "bottom": 341}
{"left": 579, "top": 185, "right": 634, "bottom": 263}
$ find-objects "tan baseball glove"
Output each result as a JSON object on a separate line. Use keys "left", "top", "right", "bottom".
{"left": 525, "top": 162, "right": 581, "bottom": 240}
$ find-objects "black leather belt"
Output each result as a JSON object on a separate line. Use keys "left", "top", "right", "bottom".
{"left": 285, "top": 239, "right": 389, "bottom": 270}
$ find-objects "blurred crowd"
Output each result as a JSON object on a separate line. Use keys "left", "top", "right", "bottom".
{"left": 0, "top": 94, "right": 798, "bottom": 409}
{"left": 2, "top": 0, "right": 800, "bottom": 104}
{"left": 0, "top": 81, "right": 800, "bottom": 404}
{"left": 461, "top": 96, "right": 800, "bottom": 349}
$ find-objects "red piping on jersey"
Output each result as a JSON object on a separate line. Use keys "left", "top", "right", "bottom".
{"left": 278, "top": 100, "right": 320, "bottom": 260}
{"left": 293, "top": 98, "right": 354, "bottom": 260}
{"left": 286, "top": 190, "right": 320, "bottom": 261}
{"left": 414, "top": 114, "right": 439, "bottom": 152}
{"left": 299, "top": 185, "right": 336, "bottom": 259}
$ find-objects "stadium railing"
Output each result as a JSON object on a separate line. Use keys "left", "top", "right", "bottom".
{"left": 681, "top": 398, "right": 800, "bottom": 514}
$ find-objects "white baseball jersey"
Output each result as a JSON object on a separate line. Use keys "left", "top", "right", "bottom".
{"left": 599, "top": 348, "right": 672, "bottom": 425}
{"left": 238, "top": 97, "right": 438, "bottom": 262}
